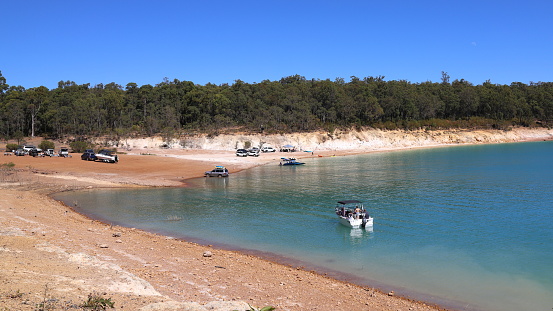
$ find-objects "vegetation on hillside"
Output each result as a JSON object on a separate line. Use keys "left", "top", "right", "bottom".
{"left": 1, "top": 70, "right": 551, "bottom": 141}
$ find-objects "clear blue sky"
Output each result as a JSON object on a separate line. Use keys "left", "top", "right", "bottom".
{"left": 3, "top": 0, "right": 552, "bottom": 89}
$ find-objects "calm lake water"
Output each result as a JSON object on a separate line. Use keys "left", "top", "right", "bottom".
{"left": 55, "top": 141, "right": 553, "bottom": 311}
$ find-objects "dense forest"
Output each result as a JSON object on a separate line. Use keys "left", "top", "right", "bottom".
{"left": 1, "top": 71, "right": 552, "bottom": 141}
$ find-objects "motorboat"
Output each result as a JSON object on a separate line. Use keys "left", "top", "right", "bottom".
{"left": 95, "top": 150, "right": 119, "bottom": 163}
{"left": 279, "top": 158, "right": 305, "bottom": 166}
{"left": 335, "top": 200, "right": 373, "bottom": 229}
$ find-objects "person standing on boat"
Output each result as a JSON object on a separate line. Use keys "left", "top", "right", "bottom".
{"left": 354, "top": 206, "right": 361, "bottom": 219}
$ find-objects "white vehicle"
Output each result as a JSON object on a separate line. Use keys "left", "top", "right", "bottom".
{"left": 334, "top": 200, "right": 373, "bottom": 229}
{"left": 261, "top": 146, "right": 276, "bottom": 152}
{"left": 59, "top": 147, "right": 70, "bottom": 157}
{"left": 44, "top": 149, "right": 56, "bottom": 157}
{"left": 248, "top": 148, "right": 260, "bottom": 157}
{"left": 236, "top": 149, "right": 248, "bottom": 157}
{"left": 23, "top": 145, "right": 36, "bottom": 154}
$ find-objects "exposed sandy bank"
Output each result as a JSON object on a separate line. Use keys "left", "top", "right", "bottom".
{"left": 1, "top": 128, "right": 551, "bottom": 310}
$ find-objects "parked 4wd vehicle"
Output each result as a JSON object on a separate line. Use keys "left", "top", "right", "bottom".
{"left": 81, "top": 149, "right": 97, "bottom": 161}
{"left": 248, "top": 148, "right": 260, "bottom": 157}
{"left": 59, "top": 147, "right": 70, "bottom": 157}
{"left": 44, "top": 149, "right": 55, "bottom": 157}
{"left": 261, "top": 146, "right": 276, "bottom": 152}
{"left": 29, "top": 148, "right": 42, "bottom": 157}
{"left": 14, "top": 148, "right": 25, "bottom": 156}
{"left": 204, "top": 166, "right": 229, "bottom": 177}
{"left": 23, "top": 145, "right": 36, "bottom": 154}
{"left": 236, "top": 149, "right": 248, "bottom": 157}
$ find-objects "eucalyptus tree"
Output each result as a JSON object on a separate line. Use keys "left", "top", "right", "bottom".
{"left": 49, "top": 81, "right": 92, "bottom": 137}
{"left": 452, "top": 79, "right": 479, "bottom": 119}
{"left": 2, "top": 86, "right": 27, "bottom": 137}
{"left": 0, "top": 71, "right": 8, "bottom": 98}
{"left": 25, "top": 86, "right": 50, "bottom": 137}
{"left": 345, "top": 76, "right": 383, "bottom": 125}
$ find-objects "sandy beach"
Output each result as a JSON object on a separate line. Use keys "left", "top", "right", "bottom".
{"left": 1, "top": 128, "right": 552, "bottom": 310}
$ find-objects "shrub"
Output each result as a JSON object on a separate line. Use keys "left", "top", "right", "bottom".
{"left": 0, "top": 162, "right": 15, "bottom": 169}
{"left": 81, "top": 293, "right": 114, "bottom": 310}
{"left": 69, "top": 141, "right": 90, "bottom": 153}
{"left": 39, "top": 140, "right": 55, "bottom": 151}
{"left": 5, "top": 143, "right": 19, "bottom": 152}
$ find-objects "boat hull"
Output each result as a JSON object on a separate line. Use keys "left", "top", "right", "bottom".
{"left": 338, "top": 216, "right": 373, "bottom": 229}
{"left": 95, "top": 154, "right": 118, "bottom": 163}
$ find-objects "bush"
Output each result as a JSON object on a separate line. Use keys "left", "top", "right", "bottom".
{"left": 81, "top": 293, "right": 114, "bottom": 310}
{"left": 1, "top": 162, "right": 16, "bottom": 170}
{"left": 5, "top": 143, "right": 19, "bottom": 152}
{"left": 38, "top": 140, "right": 55, "bottom": 151}
{"left": 69, "top": 141, "right": 90, "bottom": 153}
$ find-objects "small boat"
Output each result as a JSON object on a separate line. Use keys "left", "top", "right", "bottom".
{"left": 279, "top": 158, "right": 305, "bottom": 166}
{"left": 335, "top": 200, "right": 373, "bottom": 229}
{"left": 95, "top": 150, "right": 119, "bottom": 163}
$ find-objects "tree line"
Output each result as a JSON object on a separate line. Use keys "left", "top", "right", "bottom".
{"left": 1, "top": 71, "right": 552, "bottom": 141}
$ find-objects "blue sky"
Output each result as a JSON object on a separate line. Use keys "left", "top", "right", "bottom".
{"left": 3, "top": 0, "right": 552, "bottom": 89}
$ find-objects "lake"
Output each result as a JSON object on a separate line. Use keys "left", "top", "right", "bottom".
{"left": 54, "top": 141, "right": 553, "bottom": 311}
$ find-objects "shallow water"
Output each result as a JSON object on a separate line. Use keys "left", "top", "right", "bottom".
{"left": 55, "top": 141, "right": 553, "bottom": 311}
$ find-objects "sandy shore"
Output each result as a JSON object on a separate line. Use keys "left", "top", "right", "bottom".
{"left": 1, "top": 129, "right": 551, "bottom": 310}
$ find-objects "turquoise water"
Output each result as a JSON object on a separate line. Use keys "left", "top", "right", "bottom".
{"left": 55, "top": 141, "right": 553, "bottom": 311}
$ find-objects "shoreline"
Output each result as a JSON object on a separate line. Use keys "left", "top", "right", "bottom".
{"left": 2, "top": 128, "right": 552, "bottom": 310}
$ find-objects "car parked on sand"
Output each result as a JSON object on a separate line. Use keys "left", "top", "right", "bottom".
{"left": 14, "top": 148, "right": 25, "bottom": 156}
{"left": 59, "top": 147, "right": 70, "bottom": 157}
{"left": 44, "top": 149, "right": 56, "bottom": 157}
{"left": 261, "top": 146, "right": 276, "bottom": 152}
{"left": 236, "top": 149, "right": 248, "bottom": 157}
{"left": 204, "top": 166, "right": 229, "bottom": 177}
{"left": 248, "top": 148, "right": 260, "bottom": 157}
{"left": 81, "top": 149, "right": 97, "bottom": 161}
{"left": 23, "top": 145, "right": 36, "bottom": 154}
{"left": 29, "top": 148, "right": 42, "bottom": 157}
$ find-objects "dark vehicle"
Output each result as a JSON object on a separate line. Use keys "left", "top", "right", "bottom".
{"left": 204, "top": 166, "right": 229, "bottom": 177}
{"left": 29, "top": 148, "right": 41, "bottom": 157}
{"left": 236, "top": 149, "right": 248, "bottom": 157}
{"left": 81, "top": 149, "right": 97, "bottom": 161}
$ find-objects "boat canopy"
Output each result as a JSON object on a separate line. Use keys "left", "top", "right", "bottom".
{"left": 337, "top": 200, "right": 362, "bottom": 205}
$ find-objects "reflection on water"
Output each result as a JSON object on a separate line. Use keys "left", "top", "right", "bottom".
{"left": 344, "top": 227, "right": 373, "bottom": 244}
{"left": 56, "top": 141, "right": 553, "bottom": 311}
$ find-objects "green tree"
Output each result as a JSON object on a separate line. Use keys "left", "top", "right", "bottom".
{"left": 38, "top": 140, "right": 55, "bottom": 150}
{"left": 26, "top": 86, "right": 50, "bottom": 137}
